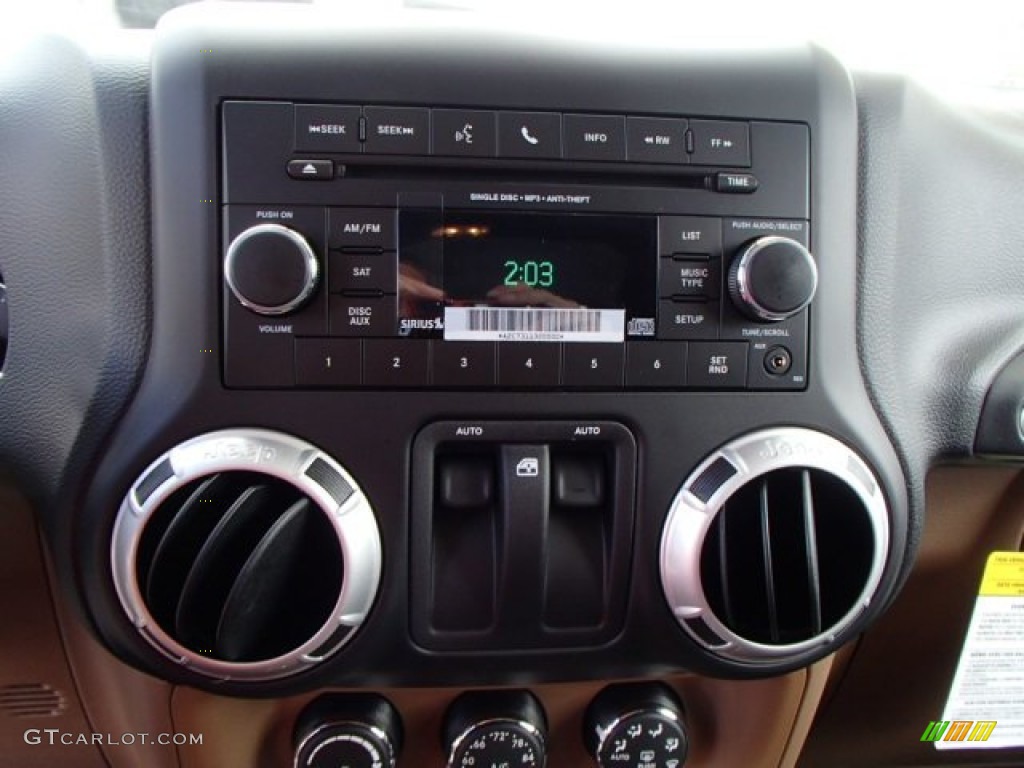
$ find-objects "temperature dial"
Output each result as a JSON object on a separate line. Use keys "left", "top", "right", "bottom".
{"left": 728, "top": 235, "right": 817, "bottom": 322}
{"left": 585, "top": 683, "right": 688, "bottom": 768}
{"left": 224, "top": 223, "right": 319, "bottom": 316}
{"left": 293, "top": 694, "right": 402, "bottom": 768}
{"left": 444, "top": 690, "right": 547, "bottom": 768}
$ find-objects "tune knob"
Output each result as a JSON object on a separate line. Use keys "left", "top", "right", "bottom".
{"left": 444, "top": 691, "right": 547, "bottom": 768}
{"left": 585, "top": 683, "right": 688, "bottom": 768}
{"left": 224, "top": 223, "right": 319, "bottom": 315}
{"left": 727, "top": 236, "right": 817, "bottom": 322}
{"left": 294, "top": 694, "right": 402, "bottom": 768}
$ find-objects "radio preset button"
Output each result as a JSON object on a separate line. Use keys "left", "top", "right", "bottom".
{"left": 687, "top": 341, "right": 748, "bottom": 388}
{"left": 329, "top": 251, "right": 398, "bottom": 294}
{"left": 364, "top": 106, "right": 430, "bottom": 155}
{"left": 329, "top": 208, "right": 397, "bottom": 251}
{"left": 626, "top": 117, "right": 688, "bottom": 164}
{"left": 689, "top": 120, "right": 751, "bottom": 167}
{"left": 562, "top": 343, "right": 625, "bottom": 387}
{"left": 432, "top": 341, "right": 497, "bottom": 387}
{"left": 658, "top": 300, "right": 720, "bottom": 340}
{"left": 625, "top": 343, "right": 686, "bottom": 388}
{"left": 659, "top": 216, "right": 722, "bottom": 257}
{"left": 329, "top": 295, "right": 397, "bottom": 337}
{"left": 363, "top": 340, "right": 430, "bottom": 386}
{"left": 433, "top": 109, "right": 497, "bottom": 157}
{"left": 498, "top": 112, "right": 562, "bottom": 159}
{"left": 659, "top": 260, "right": 721, "bottom": 299}
{"left": 498, "top": 343, "right": 561, "bottom": 386}
{"left": 563, "top": 114, "right": 626, "bottom": 162}
{"left": 295, "top": 338, "right": 362, "bottom": 387}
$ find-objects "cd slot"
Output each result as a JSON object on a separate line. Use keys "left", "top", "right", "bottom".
{"left": 338, "top": 160, "right": 711, "bottom": 190}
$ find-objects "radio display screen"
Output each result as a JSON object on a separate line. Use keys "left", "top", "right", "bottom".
{"left": 398, "top": 210, "right": 657, "bottom": 342}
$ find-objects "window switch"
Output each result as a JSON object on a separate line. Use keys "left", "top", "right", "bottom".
{"left": 438, "top": 458, "right": 494, "bottom": 509}
{"left": 553, "top": 456, "right": 605, "bottom": 507}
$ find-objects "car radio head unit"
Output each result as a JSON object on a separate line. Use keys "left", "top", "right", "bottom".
{"left": 220, "top": 100, "right": 814, "bottom": 392}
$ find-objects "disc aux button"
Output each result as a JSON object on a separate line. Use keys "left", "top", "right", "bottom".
{"left": 329, "top": 295, "right": 397, "bottom": 337}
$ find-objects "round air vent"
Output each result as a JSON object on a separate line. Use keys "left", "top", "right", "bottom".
{"left": 660, "top": 428, "right": 889, "bottom": 664}
{"left": 111, "top": 429, "right": 382, "bottom": 682}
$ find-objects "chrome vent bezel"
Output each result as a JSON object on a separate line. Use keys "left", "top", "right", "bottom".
{"left": 660, "top": 427, "right": 890, "bottom": 664}
{"left": 111, "top": 428, "right": 382, "bottom": 682}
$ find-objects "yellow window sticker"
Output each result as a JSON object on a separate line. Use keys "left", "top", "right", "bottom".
{"left": 936, "top": 552, "right": 1024, "bottom": 750}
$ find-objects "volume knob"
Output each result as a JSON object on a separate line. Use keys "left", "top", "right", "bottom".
{"left": 728, "top": 236, "right": 817, "bottom": 322}
{"left": 224, "top": 223, "right": 319, "bottom": 316}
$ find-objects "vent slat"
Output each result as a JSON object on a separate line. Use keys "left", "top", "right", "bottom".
{"left": 802, "top": 469, "right": 823, "bottom": 635}
{"left": 215, "top": 498, "right": 315, "bottom": 661}
{"left": 174, "top": 484, "right": 279, "bottom": 648}
{"left": 759, "top": 479, "right": 780, "bottom": 643}
{"left": 717, "top": 506, "right": 734, "bottom": 628}
{"left": 144, "top": 473, "right": 242, "bottom": 619}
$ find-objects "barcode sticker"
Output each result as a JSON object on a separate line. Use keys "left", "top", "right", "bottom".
{"left": 444, "top": 307, "right": 625, "bottom": 343}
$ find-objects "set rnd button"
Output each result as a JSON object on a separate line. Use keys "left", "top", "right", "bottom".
{"left": 687, "top": 342, "right": 748, "bottom": 388}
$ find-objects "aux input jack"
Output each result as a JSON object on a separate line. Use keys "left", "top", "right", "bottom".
{"left": 763, "top": 346, "right": 792, "bottom": 376}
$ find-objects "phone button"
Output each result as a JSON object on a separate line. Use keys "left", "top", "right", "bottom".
{"left": 498, "top": 111, "right": 562, "bottom": 159}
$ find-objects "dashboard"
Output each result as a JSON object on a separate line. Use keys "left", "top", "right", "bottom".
{"left": 0, "top": 4, "right": 1022, "bottom": 767}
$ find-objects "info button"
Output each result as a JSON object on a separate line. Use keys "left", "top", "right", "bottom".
{"left": 564, "top": 114, "right": 626, "bottom": 162}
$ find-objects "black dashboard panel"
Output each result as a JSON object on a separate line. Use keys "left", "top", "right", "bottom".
{"left": 52, "top": 6, "right": 909, "bottom": 696}
{"left": 0, "top": 6, "right": 937, "bottom": 702}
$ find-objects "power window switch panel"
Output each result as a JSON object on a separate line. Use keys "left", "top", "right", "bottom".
{"left": 438, "top": 458, "right": 495, "bottom": 509}
{"left": 553, "top": 456, "right": 605, "bottom": 507}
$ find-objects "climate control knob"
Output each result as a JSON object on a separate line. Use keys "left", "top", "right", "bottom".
{"left": 444, "top": 691, "right": 547, "bottom": 768}
{"left": 224, "top": 223, "right": 319, "bottom": 315}
{"left": 294, "top": 694, "right": 402, "bottom": 768}
{"left": 585, "top": 683, "right": 688, "bottom": 768}
{"left": 727, "top": 235, "right": 817, "bottom": 322}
